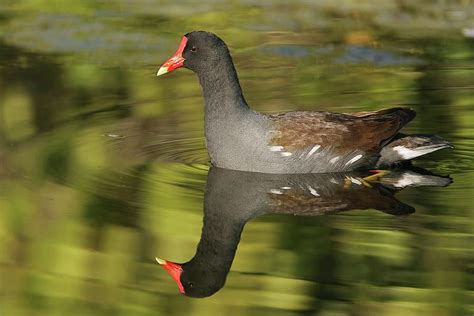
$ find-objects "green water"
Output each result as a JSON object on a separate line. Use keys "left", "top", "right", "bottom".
{"left": 1, "top": 1, "right": 474, "bottom": 315}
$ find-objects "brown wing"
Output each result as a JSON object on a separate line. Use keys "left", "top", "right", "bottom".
{"left": 268, "top": 107, "right": 415, "bottom": 155}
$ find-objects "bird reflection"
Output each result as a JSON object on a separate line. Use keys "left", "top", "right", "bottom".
{"left": 156, "top": 167, "right": 451, "bottom": 298}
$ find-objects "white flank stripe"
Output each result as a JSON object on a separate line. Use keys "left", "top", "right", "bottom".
{"left": 345, "top": 154, "right": 363, "bottom": 166}
{"left": 270, "top": 189, "right": 283, "bottom": 195}
{"left": 306, "top": 145, "right": 321, "bottom": 158}
{"left": 269, "top": 145, "right": 284, "bottom": 152}
{"left": 308, "top": 186, "right": 320, "bottom": 197}
{"left": 329, "top": 156, "right": 340, "bottom": 164}
{"left": 349, "top": 177, "right": 362, "bottom": 185}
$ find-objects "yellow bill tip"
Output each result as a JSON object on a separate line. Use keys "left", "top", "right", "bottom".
{"left": 155, "top": 257, "right": 167, "bottom": 265}
{"left": 156, "top": 66, "right": 168, "bottom": 77}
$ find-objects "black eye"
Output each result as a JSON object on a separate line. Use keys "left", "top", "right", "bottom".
{"left": 191, "top": 46, "right": 197, "bottom": 52}
{"left": 188, "top": 282, "right": 194, "bottom": 287}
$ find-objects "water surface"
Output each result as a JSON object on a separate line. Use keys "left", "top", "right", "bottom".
{"left": 1, "top": 1, "right": 473, "bottom": 315}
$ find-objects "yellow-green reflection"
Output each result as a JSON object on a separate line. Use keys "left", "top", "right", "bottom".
{"left": 0, "top": 0, "right": 473, "bottom": 315}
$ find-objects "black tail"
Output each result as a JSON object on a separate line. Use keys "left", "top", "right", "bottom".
{"left": 376, "top": 107, "right": 417, "bottom": 126}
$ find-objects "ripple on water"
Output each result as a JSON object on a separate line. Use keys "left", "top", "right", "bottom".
{"left": 78, "top": 162, "right": 208, "bottom": 205}
{"left": 32, "top": 117, "right": 210, "bottom": 201}
{"left": 139, "top": 137, "right": 209, "bottom": 166}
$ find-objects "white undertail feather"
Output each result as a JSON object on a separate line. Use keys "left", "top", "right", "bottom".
{"left": 393, "top": 145, "right": 443, "bottom": 160}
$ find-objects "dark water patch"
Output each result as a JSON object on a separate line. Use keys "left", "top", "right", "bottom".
{"left": 335, "top": 45, "right": 422, "bottom": 66}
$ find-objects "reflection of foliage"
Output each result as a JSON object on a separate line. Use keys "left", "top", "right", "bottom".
{"left": 0, "top": 0, "right": 473, "bottom": 315}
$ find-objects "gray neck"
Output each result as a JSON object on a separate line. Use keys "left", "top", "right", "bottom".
{"left": 188, "top": 208, "right": 245, "bottom": 274}
{"left": 196, "top": 56, "right": 250, "bottom": 122}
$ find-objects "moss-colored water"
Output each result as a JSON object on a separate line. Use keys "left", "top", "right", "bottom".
{"left": 1, "top": 1, "right": 473, "bottom": 315}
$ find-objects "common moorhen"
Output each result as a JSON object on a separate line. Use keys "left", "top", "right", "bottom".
{"left": 155, "top": 167, "right": 452, "bottom": 297}
{"left": 157, "top": 31, "right": 453, "bottom": 173}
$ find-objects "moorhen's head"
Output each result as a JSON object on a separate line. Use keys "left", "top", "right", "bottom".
{"left": 156, "top": 257, "right": 227, "bottom": 298}
{"left": 157, "top": 31, "right": 230, "bottom": 76}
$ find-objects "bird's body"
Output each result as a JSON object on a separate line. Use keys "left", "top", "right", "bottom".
{"left": 158, "top": 31, "right": 452, "bottom": 173}
{"left": 204, "top": 105, "right": 416, "bottom": 173}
